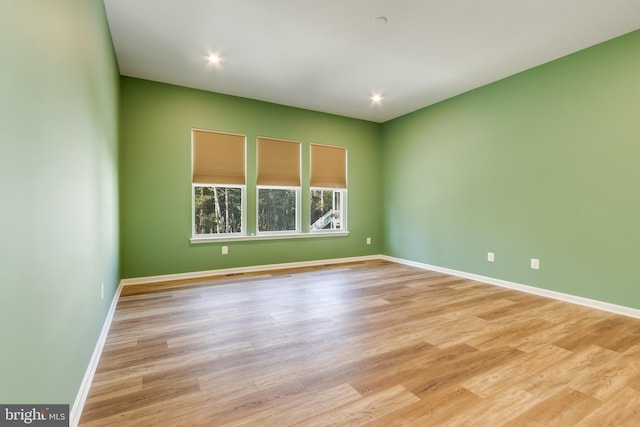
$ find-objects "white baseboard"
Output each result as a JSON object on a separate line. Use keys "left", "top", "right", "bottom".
{"left": 120, "top": 255, "right": 381, "bottom": 286}
{"left": 71, "top": 253, "right": 640, "bottom": 426}
{"left": 382, "top": 255, "right": 640, "bottom": 320}
{"left": 69, "top": 254, "right": 378, "bottom": 424}
{"left": 69, "top": 280, "right": 124, "bottom": 427}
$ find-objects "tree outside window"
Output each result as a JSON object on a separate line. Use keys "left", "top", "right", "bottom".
{"left": 193, "top": 185, "right": 243, "bottom": 235}
{"left": 257, "top": 187, "right": 298, "bottom": 232}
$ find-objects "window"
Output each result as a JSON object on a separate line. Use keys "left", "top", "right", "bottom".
{"left": 258, "top": 188, "right": 298, "bottom": 232}
{"left": 256, "top": 137, "right": 301, "bottom": 233}
{"left": 193, "top": 185, "right": 243, "bottom": 234}
{"left": 190, "top": 130, "right": 347, "bottom": 241}
{"left": 310, "top": 144, "right": 347, "bottom": 232}
{"left": 192, "top": 129, "right": 246, "bottom": 237}
{"left": 310, "top": 189, "right": 344, "bottom": 231}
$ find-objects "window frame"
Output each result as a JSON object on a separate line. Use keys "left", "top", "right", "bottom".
{"left": 256, "top": 185, "right": 301, "bottom": 235}
{"left": 192, "top": 183, "right": 246, "bottom": 238}
{"left": 309, "top": 187, "right": 347, "bottom": 233}
{"left": 191, "top": 128, "right": 247, "bottom": 241}
{"left": 189, "top": 131, "right": 351, "bottom": 244}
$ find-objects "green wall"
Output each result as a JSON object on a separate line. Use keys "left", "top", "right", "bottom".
{"left": 0, "top": 0, "right": 636, "bottom": 409}
{"left": 119, "top": 77, "right": 382, "bottom": 278}
{"left": 383, "top": 29, "right": 640, "bottom": 308}
{"left": 0, "top": 0, "right": 119, "bottom": 405}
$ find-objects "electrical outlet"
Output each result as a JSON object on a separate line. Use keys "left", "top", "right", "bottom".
{"left": 366, "top": 237, "right": 371, "bottom": 245}
{"left": 531, "top": 258, "right": 540, "bottom": 270}
{"left": 487, "top": 252, "right": 494, "bottom": 262}
{"left": 101, "top": 283, "right": 104, "bottom": 300}
{"left": 222, "top": 246, "right": 228, "bottom": 255}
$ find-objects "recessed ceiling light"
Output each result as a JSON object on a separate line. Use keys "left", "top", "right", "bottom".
{"left": 371, "top": 93, "right": 383, "bottom": 104}
{"left": 207, "top": 53, "right": 221, "bottom": 64}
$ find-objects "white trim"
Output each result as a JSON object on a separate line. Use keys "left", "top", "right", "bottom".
{"left": 69, "top": 255, "right": 371, "bottom": 423}
{"left": 72, "top": 254, "right": 640, "bottom": 426}
{"left": 190, "top": 230, "right": 349, "bottom": 244}
{"left": 192, "top": 184, "right": 247, "bottom": 238}
{"left": 120, "top": 255, "right": 380, "bottom": 286}
{"left": 382, "top": 255, "right": 640, "bottom": 320}
{"left": 256, "top": 186, "right": 301, "bottom": 235}
{"left": 309, "top": 188, "right": 347, "bottom": 232}
{"left": 69, "top": 281, "right": 124, "bottom": 427}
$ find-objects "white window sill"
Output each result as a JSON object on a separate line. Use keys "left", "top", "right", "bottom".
{"left": 190, "top": 231, "right": 350, "bottom": 244}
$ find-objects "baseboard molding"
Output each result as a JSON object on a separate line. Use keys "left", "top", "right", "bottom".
{"left": 120, "top": 255, "right": 382, "bottom": 286}
{"left": 71, "top": 253, "right": 640, "bottom": 425}
{"left": 68, "top": 254, "right": 379, "bottom": 424}
{"left": 69, "top": 280, "right": 124, "bottom": 427}
{"left": 382, "top": 255, "right": 640, "bottom": 320}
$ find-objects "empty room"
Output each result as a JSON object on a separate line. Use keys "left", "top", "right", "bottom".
{"left": 3, "top": 0, "right": 640, "bottom": 425}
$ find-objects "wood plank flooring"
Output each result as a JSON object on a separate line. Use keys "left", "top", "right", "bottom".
{"left": 79, "top": 260, "right": 640, "bottom": 426}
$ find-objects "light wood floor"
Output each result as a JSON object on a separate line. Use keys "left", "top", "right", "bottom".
{"left": 79, "top": 260, "right": 640, "bottom": 426}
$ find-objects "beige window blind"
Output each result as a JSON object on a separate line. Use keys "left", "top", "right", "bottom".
{"left": 256, "top": 137, "right": 301, "bottom": 186}
{"left": 192, "top": 130, "right": 246, "bottom": 185}
{"left": 310, "top": 144, "right": 347, "bottom": 188}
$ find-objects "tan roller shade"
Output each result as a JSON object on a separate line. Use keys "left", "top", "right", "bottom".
{"left": 192, "top": 130, "right": 246, "bottom": 185}
{"left": 310, "top": 144, "right": 347, "bottom": 188}
{"left": 256, "top": 137, "right": 301, "bottom": 186}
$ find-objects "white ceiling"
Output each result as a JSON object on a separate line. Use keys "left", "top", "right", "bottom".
{"left": 103, "top": 0, "right": 640, "bottom": 123}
